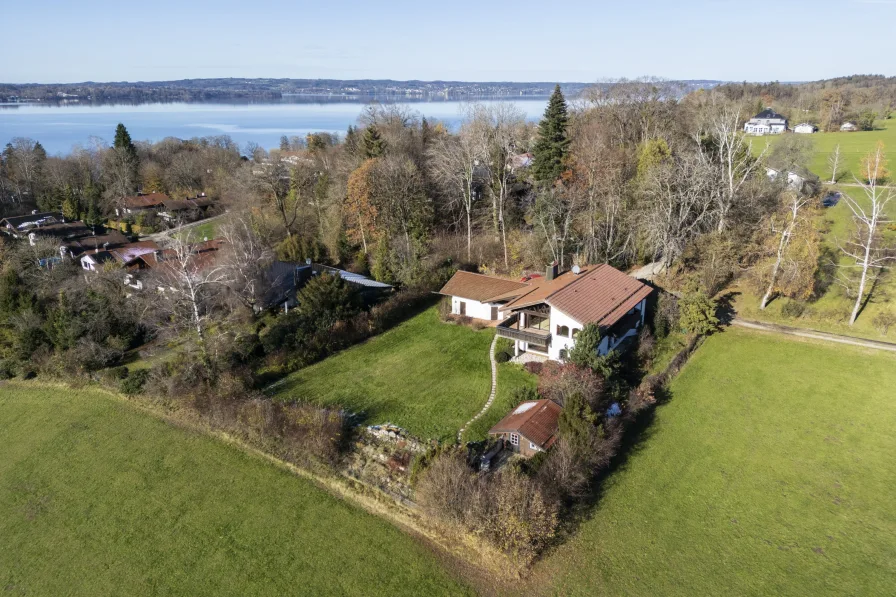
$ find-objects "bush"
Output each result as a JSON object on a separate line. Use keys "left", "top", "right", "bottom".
{"left": 872, "top": 311, "right": 896, "bottom": 335}
{"left": 495, "top": 350, "right": 511, "bottom": 363}
{"left": 679, "top": 290, "right": 718, "bottom": 335}
{"left": 538, "top": 362, "right": 605, "bottom": 410}
{"left": 471, "top": 319, "right": 487, "bottom": 331}
{"left": 781, "top": 300, "right": 806, "bottom": 318}
{"left": 120, "top": 369, "right": 150, "bottom": 395}
{"left": 0, "top": 359, "right": 14, "bottom": 380}
{"left": 437, "top": 297, "right": 452, "bottom": 322}
{"left": 653, "top": 292, "right": 679, "bottom": 339}
{"left": 523, "top": 361, "right": 544, "bottom": 375}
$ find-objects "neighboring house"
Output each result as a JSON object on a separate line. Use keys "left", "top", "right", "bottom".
{"left": 488, "top": 399, "right": 561, "bottom": 458}
{"left": 117, "top": 192, "right": 169, "bottom": 216}
{"left": 439, "top": 263, "right": 653, "bottom": 361}
{"left": 840, "top": 122, "right": 858, "bottom": 132}
{"left": 509, "top": 152, "right": 534, "bottom": 170}
{"left": 79, "top": 241, "right": 160, "bottom": 272}
{"left": 1, "top": 211, "right": 65, "bottom": 238}
{"left": 260, "top": 261, "right": 393, "bottom": 312}
{"left": 743, "top": 108, "right": 788, "bottom": 135}
{"left": 158, "top": 194, "right": 217, "bottom": 221}
{"left": 766, "top": 163, "right": 820, "bottom": 195}
{"left": 793, "top": 123, "right": 818, "bottom": 134}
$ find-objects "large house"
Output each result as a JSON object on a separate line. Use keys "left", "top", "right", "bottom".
{"left": 438, "top": 263, "right": 653, "bottom": 361}
{"left": 488, "top": 398, "right": 561, "bottom": 458}
{"left": 80, "top": 241, "right": 160, "bottom": 272}
{"left": 744, "top": 108, "right": 788, "bottom": 135}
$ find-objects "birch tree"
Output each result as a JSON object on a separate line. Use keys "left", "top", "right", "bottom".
{"left": 474, "top": 103, "right": 526, "bottom": 269}
{"left": 759, "top": 192, "right": 815, "bottom": 309}
{"left": 839, "top": 144, "right": 895, "bottom": 325}
{"left": 150, "top": 231, "right": 232, "bottom": 364}
{"left": 427, "top": 123, "right": 484, "bottom": 260}
{"left": 702, "top": 103, "right": 766, "bottom": 232}
{"left": 828, "top": 144, "right": 842, "bottom": 183}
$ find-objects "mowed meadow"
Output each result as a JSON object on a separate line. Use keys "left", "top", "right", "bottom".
{"left": 749, "top": 118, "right": 896, "bottom": 182}
{"left": 0, "top": 382, "right": 472, "bottom": 596}
{"left": 532, "top": 328, "right": 896, "bottom": 597}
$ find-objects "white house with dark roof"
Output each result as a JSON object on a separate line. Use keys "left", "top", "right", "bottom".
{"left": 744, "top": 108, "right": 788, "bottom": 135}
{"left": 438, "top": 263, "right": 653, "bottom": 361}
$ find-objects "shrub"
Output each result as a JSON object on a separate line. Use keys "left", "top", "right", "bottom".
{"left": 653, "top": 292, "right": 679, "bottom": 339}
{"left": 455, "top": 315, "right": 472, "bottom": 327}
{"left": 872, "top": 311, "right": 896, "bottom": 335}
{"left": 437, "top": 297, "right": 452, "bottom": 321}
{"left": 495, "top": 350, "right": 511, "bottom": 363}
{"left": 636, "top": 326, "right": 656, "bottom": 363}
{"left": 0, "top": 359, "right": 14, "bottom": 380}
{"left": 471, "top": 319, "right": 487, "bottom": 331}
{"left": 120, "top": 369, "right": 150, "bottom": 395}
{"left": 538, "top": 361, "right": 605, "bottom": 410}
{"left": 780, "top": 300, "right": 806, "bottom": 318}
{"left": 679, "top": 290, "right": 718, "bottom": 335}
{"left": 523, "top": 361, "right": 543, "bottom": 375}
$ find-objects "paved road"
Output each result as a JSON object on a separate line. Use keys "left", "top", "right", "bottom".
{"left": 732, "top": 318, "right": 896, "bottom": 352}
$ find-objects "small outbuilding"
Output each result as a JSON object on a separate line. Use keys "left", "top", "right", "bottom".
{"left": 488, "top": 398, "right": 561, "bottom": 458}
{"left": 840, "top": 122, "right": 858, "bottom": 132}
{"left": 793, "top": 123, "right": 818, "bottom": 134}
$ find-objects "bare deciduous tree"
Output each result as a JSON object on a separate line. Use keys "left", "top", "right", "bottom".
{"left": 828, "top": 144, "right": 842, "bottom": 184}
{"left": 839, "top": 145, "right": 895, "bottom": 325}
{"left": 759, "top": 192, "right": 815, "bottom": 309}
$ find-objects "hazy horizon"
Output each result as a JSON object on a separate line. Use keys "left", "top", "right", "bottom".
{"left": 3, "top": 0, "right": 894, "bottom": 84}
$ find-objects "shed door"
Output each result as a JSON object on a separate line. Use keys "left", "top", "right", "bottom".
{"left": 459, "top": 301, "right": 466, "bottom": 316}
{"left": 491, "top": 306, "right": 498, "bottom": 320}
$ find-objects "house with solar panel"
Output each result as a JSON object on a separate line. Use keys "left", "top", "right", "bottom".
{"left": 438, "top": 263, "right": 652, "bottom": 362}
{"left": 260, "top": 260, "right": 393, "bottom": 312}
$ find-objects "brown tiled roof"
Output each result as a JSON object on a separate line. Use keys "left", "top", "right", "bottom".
{"left": 489, "top": 399, "right": 561, "bottom": 449}
{"left": 123, "top": 193, "right": 168, "bottom": 209}
{"left": 437, "top": 271, "right": 529, "bottom": 303}
{"left": 547, "top": 264, "right": 653, "bottom": 328}
{"left": 501, "top": 268, "right": 595, "bottom": 311}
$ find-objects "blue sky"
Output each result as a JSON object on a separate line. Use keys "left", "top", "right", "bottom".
{"left": 2, "top": 0, "right": 894, "bottom": 83}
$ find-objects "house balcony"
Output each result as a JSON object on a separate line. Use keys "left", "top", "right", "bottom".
{"left": 496, "top": 313, "right": 552, "bottom": 347}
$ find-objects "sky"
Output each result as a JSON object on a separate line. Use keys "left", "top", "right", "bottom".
{"left": 1, "top": 0, "right": 895, "bottom": 84}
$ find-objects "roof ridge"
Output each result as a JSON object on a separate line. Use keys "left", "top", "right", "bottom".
{"left": 454, "top": 270, "right": 529, "bottom": 284}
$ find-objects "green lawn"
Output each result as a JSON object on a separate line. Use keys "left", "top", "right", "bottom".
{"left": 749, "top": 119, "right": 896, "bottom": 182}
{"left": 0, "top": 382, "right": 470, "bottom": 596}
{"left": 537, "top": 328, "right": 896, "bottom": 596}
{"left": 271, "top": 307, "right": 535, "bottom": 441}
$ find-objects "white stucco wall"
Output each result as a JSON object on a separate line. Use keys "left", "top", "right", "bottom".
{"left": 451, "top": 296, "right": 500, "bottom": 320}
{"left": 548, "top": 307, "right": 583, "bottom": 361}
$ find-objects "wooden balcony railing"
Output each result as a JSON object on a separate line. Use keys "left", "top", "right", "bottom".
{"left": 496, "top": 313, "right": 552, "bottom": 346}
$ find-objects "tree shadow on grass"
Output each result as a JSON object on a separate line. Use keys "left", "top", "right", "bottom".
{"left": 543, "top": 384, "right": 675, "bottom": 554}
{"left": 716, "top": 291, "right": 740, "bottom": 326}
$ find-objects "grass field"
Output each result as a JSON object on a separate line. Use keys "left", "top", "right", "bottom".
{"left": 749, "top": 119, "right": 896, "bottom": 182}
{"left": 271, "top": 307, "right": 536, "bottom": 441}
{"left": 0, "top": 382, "right": 471, "bottom": 596}
{"left": 534, "top": 328, "right": 896, "bottom": 596}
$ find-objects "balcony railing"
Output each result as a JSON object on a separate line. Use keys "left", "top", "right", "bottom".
{"left": 496, "top": 313, "right": 552, "bottom": 346}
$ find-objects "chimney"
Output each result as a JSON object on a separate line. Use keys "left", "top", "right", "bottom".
{"left": 103, "top": 242, "right": 109, "bottom": 251}
{"left": 153, "top": 250, "right": 162, "bottom": 261}
{"left": 546, "top": 261, "right": 558, "bottom": 281}
{"left": 32, "top": 209, "right": 38, "bottom": 215}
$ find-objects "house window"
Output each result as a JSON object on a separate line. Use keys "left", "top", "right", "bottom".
{"left": 529, "top": 442, "right": 538, "bottom": 451}
{"left": 556, "top": 325, "right": 569, "bottom": 337}
{"left": 509, "top": 433, "right": 520, "bottom": 447}
{"left": 571, "top": 328, "right": 581, "bottom": 338}
{"left": 559, "top": 349, "right": 568, "bottom": 361}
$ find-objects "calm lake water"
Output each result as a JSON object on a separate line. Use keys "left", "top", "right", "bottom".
{"left": 0, "top": 97, "right": 550, "bottom": 155}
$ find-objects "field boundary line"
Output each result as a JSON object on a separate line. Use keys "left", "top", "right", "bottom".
{"left": 731, "top": 318, "right": 896, "bottom": 352}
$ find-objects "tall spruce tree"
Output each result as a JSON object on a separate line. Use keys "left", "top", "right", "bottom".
{"left": 360, "top": 125, "right": 385, "bottom": 158}
{"left": 532, "top": 85, "right": 570, "bottom": 183}
{"left": 113, "top": 123, "right": 139, "bottom": 193}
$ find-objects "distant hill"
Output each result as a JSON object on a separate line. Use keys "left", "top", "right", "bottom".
{"left": 0, "top": 78, "right": 726, "bottom": 104}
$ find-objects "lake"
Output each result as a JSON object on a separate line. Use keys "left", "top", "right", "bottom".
{"left": 0, "top": 97, "right": 550, "bottom": 155}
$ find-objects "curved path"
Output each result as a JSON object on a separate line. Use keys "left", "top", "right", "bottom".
{"left": 457, "top": 334, "right": 499, "bottom": 443}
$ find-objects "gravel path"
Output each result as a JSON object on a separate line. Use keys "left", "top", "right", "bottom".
{"left": 732, "top": 318, "right": 896, "bottom": 352}
{"left": 457, "top": 334, "right": 499, "bottom": 443}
